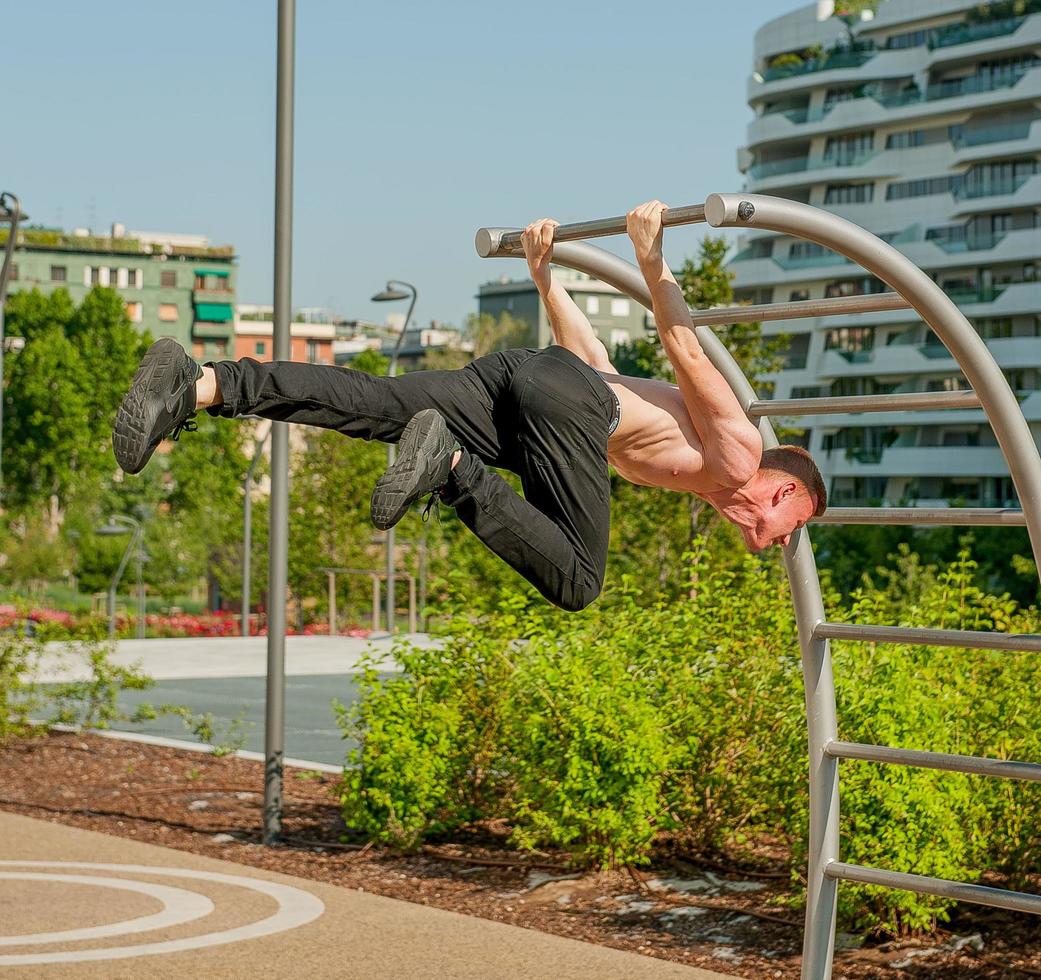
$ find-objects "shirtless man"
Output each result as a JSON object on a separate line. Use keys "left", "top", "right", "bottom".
{"left": 112, "top": 201, "right": 825, "bottom": 612}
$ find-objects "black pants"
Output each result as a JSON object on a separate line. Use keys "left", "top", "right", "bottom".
{"left": 208, "top": 346, "right": 618, "bottom": 611}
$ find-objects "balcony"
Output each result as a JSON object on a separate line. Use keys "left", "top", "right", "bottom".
{"left": 953, "top": 175, "right": 1033, "bottom": 200}
{"left": 943, "top": 285, "right": 1008, "bottom": 304}
{"left": 925, "top": 66, "right": 1039, "bottom": 103}
{"left": 763, "top": 47, "right": 875, "bottom": 82}
{"left": 926, "top": 231, "right": 1007, "bottom": 253}
{"left": 952, "top": 120, "right": 1034, "bottom": 148}
{"left": 774, "top": 251, "right": 853, "bottom": 271}
{"left": 928, "top": 16, "right": 1028, "bottom": 50}
{"left": 746, "top": 149, "right": 877, "bottom": 180}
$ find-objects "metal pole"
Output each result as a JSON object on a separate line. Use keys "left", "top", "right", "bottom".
{"left": 371, "top": 574, "right": 380, "bottom": 633}
{"left": 242, "top": 472, "right": 252, "bottom": 637}
{"left": 0, "top": 193, "right": 25, "bottom": 500}
{"left": 328, "top": 570, "right": 337, "bottom": 636}
{"left": 243, "top": 428, "right": 269, "bottom": 638}
{"left": 475, "top": 203, "right": 708, "bottom": 257}
{"left": 265, "top": 0, "right": 294, "bottom": 846}
{"left": 408, "top": 574, "right": 417, "bottom": 634}
{"left": 106, "top": 524, "right": 139, "bottom": 642}
{"left": 418, "top": 531, "right": 427, "bottom": 632}
{"left": 384, "top": 282, "right": 417, "bottom": 634}
{"left": 136, "top": 536, "right": 145, "bottom": 640}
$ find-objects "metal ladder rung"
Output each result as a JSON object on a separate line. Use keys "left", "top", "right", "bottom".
{"left": 826, "top": 862, "right": 1041, "bottom": 915}
{"left": 825, "top": 740, "right": 1041, "bottom": 782}
{"left": 813, "top": 621, "right": 1041, "bottom": 652}
{"left": 748, "top": 389, "right": 980, "bottom": 417}
{"left": 814, "top": 507, "right": 1025, "bottom": 526}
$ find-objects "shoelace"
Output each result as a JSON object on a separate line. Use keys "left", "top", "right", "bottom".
{"left": 421, "top": 493, "right": 442, "bottom": 525}
{"left": 170, "top": 416, "right": 199, "bottom": 441}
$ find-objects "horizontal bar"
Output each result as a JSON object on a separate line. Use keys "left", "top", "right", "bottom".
{"left": 826, "top": 861, "right": 1041, "bottom": 915}
{"left": 692, "top": 292, "right": 911, "bottom": 326}
{"left": 814, "top": 620, "right": 1041, "bottom": 652}
{"left": 825, "top": 739, "right": 1041, "bottom": 782}
{"left": 748, "top": 389, "right": 981, "bottom": 417}
{"left": 814, "top": 507, "right": 1025, "bottom": 527}
{"left": 475, "top": 203, "right": 707, "bottom": 258}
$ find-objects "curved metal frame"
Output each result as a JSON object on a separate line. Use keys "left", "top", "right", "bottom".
{"left": 476, "top": 194, "right": 1041, "bottom": 979}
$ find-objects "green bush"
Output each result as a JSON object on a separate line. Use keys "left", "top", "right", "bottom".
{"left": 337, "top": 543, "right": 1041, "bottom": 934}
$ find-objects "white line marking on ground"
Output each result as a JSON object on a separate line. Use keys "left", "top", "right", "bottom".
{"left": 0, "top": 862, "right": 324, "bottom": 965}
{"left": 0, "top": 872, "right": 213, "bottom": 946}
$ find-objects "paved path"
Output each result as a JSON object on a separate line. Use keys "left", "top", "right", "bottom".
{"left": 0, "top": 812, "right": 740, "bottom": 979}
{"left": 36, "top": 635, "right": 433, "bottom": 764}
{"left": 38, "top": 634, "right": 433, "bottom": 682}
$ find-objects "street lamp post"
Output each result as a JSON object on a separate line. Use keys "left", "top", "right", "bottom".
{"left": 0, "top": 193, "right": 26, "bottom": 499}
{"left": 96, "top": 515, "right": 144, "bottom": 641}
{"left": 370, "top": 280, "right": 417, "bottom": 634}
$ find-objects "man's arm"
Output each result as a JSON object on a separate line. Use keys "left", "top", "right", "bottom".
{"left": 522, "top": 219, "right": 617, "bottom": 374}
{"left": 627, "top": 201, "right": 762, "bottom": 486}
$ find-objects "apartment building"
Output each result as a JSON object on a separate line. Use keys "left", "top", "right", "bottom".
{"left": 477, "top": 267, "right": 651, "bottom": 351}
{"left": 734, "top": 0, "right": 1041, "bottom": 507}
{"left": 4, "top": 224, "right": 236, "bottom": 360}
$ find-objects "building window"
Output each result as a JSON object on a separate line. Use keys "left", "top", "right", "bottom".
{"left": 306, "top": 340, "right": 319, "bottom": 363}
{"left": 925, "top": 375, "right": 971, "bottom": 392}
{"left": 610, "top": 298, "right": 630, "bottom": 317}
{"left": 125, "top": 302, "right": 143, "bottom": 323}
{"left": 192, "top": 340, "right": 205, "bottom": 358}
{"left": 160, "top": 270, "right": 177, "bottom": 288}
{"left": 126, "top": 268, "right": 142, "bottom": 289}
{"left": 215, "top": 340, "right": 228, "bottom": 357}
{"left": 824, "top": 131, "right": 873, "bottom": 163}
{"left": 610, "top": 329, "right": 629, "bottom": 348}
{"left": 158, "top": 303, "right": 179, "bottom": 322}
{"left": 194, "top": 272, "right": 230, "bottom": 291}
{"left": 824, "top": 183, "right": 874, "bottom": 204}
{"left": 886, "top": 129, "right": 924, "bottom": 149}
{"left": 116, "top": 268, "right": 128, "bottom": 288}
{"left": 586, "top": 296, "right": 600, "bottom": 315}
{"left": 825, "top": 325, "right": 875, "bottom": 353}
{"left": 255, "top": 341, "right": 267, "bottom": 356}
{"left": 7, "top": 263, "right": 16, "bottom": 281}
{"left": 886, "top": 175, "right": 958, "bottom": 200}
{"left": 50, "top": 265, "right": 67, "bottom": 282}
{"left": 789, "top": 289, "right": 809, "bottom": 302}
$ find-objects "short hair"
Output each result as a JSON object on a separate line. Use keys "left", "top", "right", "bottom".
{"left": 760, "top": 445, "right": 827, "bottom": 516}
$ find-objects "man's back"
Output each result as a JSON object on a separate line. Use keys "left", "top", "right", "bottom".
{"left": 598, "top": 371, "right": 738, "bottom": 495}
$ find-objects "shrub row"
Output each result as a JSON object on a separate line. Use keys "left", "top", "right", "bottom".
{"left": 338, "top": 546, "right": 1041, "bottom": 933}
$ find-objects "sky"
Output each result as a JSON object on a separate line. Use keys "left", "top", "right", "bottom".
{"left": 6, "top": 0, "right": 800, "bottom": 330}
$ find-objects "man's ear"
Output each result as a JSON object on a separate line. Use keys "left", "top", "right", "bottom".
{"left": 772, "top": 480, "right": 798, "bottom": 506}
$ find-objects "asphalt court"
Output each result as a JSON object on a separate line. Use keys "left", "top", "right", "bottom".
{"left": 0, "top": 812, "right": 740, "bottom": 979}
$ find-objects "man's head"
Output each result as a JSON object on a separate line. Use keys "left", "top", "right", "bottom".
{"left": 731, "top": 445, "right": 827, "bottom": 552}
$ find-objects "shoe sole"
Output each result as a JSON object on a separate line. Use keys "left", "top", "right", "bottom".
{"left": 370, "top": 410, "right": 449, "bottom": 530}
{"left": 112, "top": 338, "right": 189, "bottom": 474}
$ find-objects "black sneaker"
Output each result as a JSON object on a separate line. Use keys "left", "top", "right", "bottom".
{"left": 371, "top": 409, "right": 455, "bottom": 531}
{"left": 112, "top": 338, "right": 202, "bottom": 475}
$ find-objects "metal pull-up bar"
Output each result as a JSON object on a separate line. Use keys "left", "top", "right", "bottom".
{"left": 475, "top": 203, "right": 708, "bottom": 258}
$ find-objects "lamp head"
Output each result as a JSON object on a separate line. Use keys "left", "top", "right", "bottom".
{"left": 371, "top": 284, "right": 410, "bottom": 302}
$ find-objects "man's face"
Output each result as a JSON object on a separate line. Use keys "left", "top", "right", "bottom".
{"left": 738, "top": 490, "right": 818, "bottom": 553}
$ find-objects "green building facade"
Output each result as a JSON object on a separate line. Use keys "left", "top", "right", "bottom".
{"left": 4, "top": 227, "right": 237, "bottom": 359}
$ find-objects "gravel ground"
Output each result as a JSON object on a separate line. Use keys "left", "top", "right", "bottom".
{"left": 1, "top": 731, "right": 1039, "bottom": 979}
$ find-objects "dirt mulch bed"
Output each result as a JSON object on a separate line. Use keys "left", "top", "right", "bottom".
{"left": 1, "top": 731, "right": 1039, "bottom": 979}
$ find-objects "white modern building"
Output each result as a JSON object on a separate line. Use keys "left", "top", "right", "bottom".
{"left": 733, "top": 0, "right": 1041, "bottom": 507}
